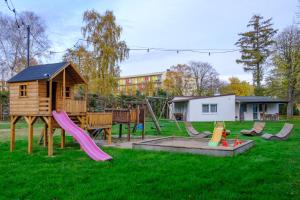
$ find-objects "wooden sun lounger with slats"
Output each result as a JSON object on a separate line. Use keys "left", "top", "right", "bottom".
{"left": 240, "top": 122, "right": 265, "bottom": 136}
{"left": 261, "top": 123, "right": 294, "bottom": 140}
{"left": 184, "top": 122, "right": 211, "bottom": 138}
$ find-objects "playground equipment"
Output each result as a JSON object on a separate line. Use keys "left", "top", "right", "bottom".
{"left": 184, "top": 121, "right": 211, "bottom": 138}
{"left": 7, "top": 62, "right": 112, "bottom": 160}
{"left": 208, "top": 122, "right": 228, "bottom": 147}
{"left": 241, "top": 122, "right": 265, "bottom": 136}
{"left": 53, "top": 111, "right": 111, "bottom": 161}
{"left": 261, "top": 123, "right": 294, "bottom": 140}
{"left": 105, "top": 106, "right": 145, "bottom": 141}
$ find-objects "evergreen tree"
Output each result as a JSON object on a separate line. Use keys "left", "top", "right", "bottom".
{"left": 236, "top": 15, "right": 277, "bottom": 95}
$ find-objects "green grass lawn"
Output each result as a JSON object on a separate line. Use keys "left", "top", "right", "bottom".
{"left": 0, "top": 119, "right": 299, "bottom": 199}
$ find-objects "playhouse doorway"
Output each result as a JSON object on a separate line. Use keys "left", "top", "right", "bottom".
{"left": 46, "top": 81, "right": 57, "bottom": 111}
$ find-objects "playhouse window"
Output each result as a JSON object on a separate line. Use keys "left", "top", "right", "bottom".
{"left": 61, "top": 86, "right": 71, "bottom": 98}
{"left": 19, "top": 85, "right": 27, "bottom": 97}
{"left": 65, "top": 87, "right": 70, "bottom": 98}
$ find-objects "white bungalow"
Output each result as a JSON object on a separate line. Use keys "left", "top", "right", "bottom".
{"left": 169, "top": 94, "right": 287, "bottom": 122}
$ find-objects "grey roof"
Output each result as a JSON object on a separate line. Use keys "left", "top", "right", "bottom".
{"left": 170, "top": 95, "right": 287, "bottom": 103}
{"left": 236, "top": 96, "right": 287, "bottom": 103}
{"left": 170, "top": 94, "right": 235, "bottom": 103}
{"left": 7, "top": 62, "right": 68, "bottom": 83}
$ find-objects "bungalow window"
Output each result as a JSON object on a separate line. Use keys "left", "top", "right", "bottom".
{"left": 19, "top": 85, "right": 27, "bottom": 97}
{"left": 210, "top": 104, "right": 217, "bottom": 113}
{"left": 202, "top": 104, "right": 209, "bottom": 113}
{"left": 202, "top": 104, "right": 217, "bottom": 113}
{"left": 259, "top": 104, "right": 267, "bottom": 112}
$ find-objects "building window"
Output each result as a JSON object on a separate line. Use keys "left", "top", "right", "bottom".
{"left": 241, "top": 104, "right": 247, "bottom": 112}
{"left": 202, "top": 104, "right": 209, "bottom": 113}
{"left": 19, "top": 85, "right": 27, "bottom": 97}
{"left": 210, "top": 104, "right": 217, "bottom": 113}
{"left": 202, "top": 104, "right": 217, "bottom": 113}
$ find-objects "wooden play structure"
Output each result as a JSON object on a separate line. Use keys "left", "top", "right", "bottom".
{"left": 105, "top": 106, "right": 145, "bottom": 141}
{"left": 8, "top": 62, "right": 113, "bottom": 156}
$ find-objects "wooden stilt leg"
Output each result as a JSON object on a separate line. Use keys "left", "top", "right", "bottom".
{"left": 28, "top": 120, "right": 33, "bottom": 154}
{"left": 142, "top": 122, "right": 145, "bottom": 140}
{"left": 44, "top": 125, "right": 48, "bottom": 147}
{"left": 105, "top": 128, "right": 112, "bottom": 145}
{"left": 48, "top": 117, "right": 53, "bottom": 156}
{"left": 10, "top": 116, "right": 16, "bottom": 152}
{"left": 61, "top": 129, "right": 65, "bottom": 149}
{"left": 127, "top": 123, "right": 131, "bottom": 141}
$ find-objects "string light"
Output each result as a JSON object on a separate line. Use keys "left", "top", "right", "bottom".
{"left": 4, "top": 0, "right": 239, "bottom": 57}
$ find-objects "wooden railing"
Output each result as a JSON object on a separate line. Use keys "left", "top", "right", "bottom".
{"left": 39, "top": 97, "right": 50, "bottom": 114}
{"left": 86, "top": 112, "right": 112, "bottom": 129}
{"left": 65, "top": 99, "right": 86, "bottom": 113}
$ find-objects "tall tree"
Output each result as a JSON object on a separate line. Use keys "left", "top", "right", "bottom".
{"left": 189, "top": 61, "right": 220, "bottom": 96}
{"left": 81, "top": 10, "right": 128, "bottom": 95}
{"left": 220, "top": 77, "right": 254, "bottom": 96}
{"left": 0, "top": 11, "right": 50, "bottom": 78}
{"left": 266, "top": 26, "right": 300, "bottom": 117}
{"left": 163, "top": 64, "right": 192, "bottom": 96}
{"left": 236, "top": 15, "right": 277, "bottom": 95}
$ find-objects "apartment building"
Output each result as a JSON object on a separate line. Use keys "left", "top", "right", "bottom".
{"left": 116, "top": 72, "right": 165, "bottom": 96}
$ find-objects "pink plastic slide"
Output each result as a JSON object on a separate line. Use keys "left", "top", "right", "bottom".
{"left": 52, "top": 111, "right": 112, "bottom": 161}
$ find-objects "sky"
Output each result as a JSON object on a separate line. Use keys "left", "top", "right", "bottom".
{"left": 1, "top": 0, "right": 299, "bottom": 82}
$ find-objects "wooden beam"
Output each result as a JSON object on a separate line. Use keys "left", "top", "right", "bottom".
{"left": 10, "top": 116, "right": 16, "bottom": 152}
{"left": 104, "top": 128, "right": 112, "bottom": 145}
{"left": 127, "top": 123, "right": 131, "bottom": 141}
{"left": 63, "top": 69, "right": 66, "bottom": 111}
{"left": 43, "top": 124, "right": 48, "bottom": 147}
{"left": 49, "top": 80, "right": 52, "bottom": 112}
{"left": 61, "top": 129, "right": 65, "bottom": 149}
{"left": 48, "top": 117, "right": 53, "bottom": 156}
{"left": 27, "top": 116, "right": 33, "bottom": 154}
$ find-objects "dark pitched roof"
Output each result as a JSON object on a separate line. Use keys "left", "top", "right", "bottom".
{"left": 236, "top": 96, "right": 287, "bottom": 103}
{"left": 7, "top": 62, "right": 69, "bottom": 83}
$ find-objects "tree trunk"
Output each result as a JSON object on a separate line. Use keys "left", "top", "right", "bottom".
{"left": 286, "top": 64, "right": 293, "bottom": 118}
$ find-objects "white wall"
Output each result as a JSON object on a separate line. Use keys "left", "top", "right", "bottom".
{"left": 239, "top": 103, "right": 280, "bottom": 121}
{"left": 187, "top": 95, "right": 236, "bottom": 122}
{"left": 267, "top": 103, "right": 279, "bottom": 114}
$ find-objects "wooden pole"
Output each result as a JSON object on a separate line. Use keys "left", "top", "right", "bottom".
{"left": 85, "top": 84, "right": 88, "bottom": 113}
{"left": 127, "top": 110, "right": 131, "bottom": 141}
{"left": 43, "top": 124, "right": 48, "bottom": 147}
{"left": 10, "top": 116, "right": 16, "bottom": 152}
{"left": 49, "top": 80, "right": 52, "bottom": 112}
{"left": 63, "top": 69, "right": 66, "bottom": 111}
{"left": 48, "top": 117, "right": 53, "bottom": 156}
{"left": 61, "top": 129, "right": 65, "bottom": 149}
{"left": 25, "top": 116, "right": 34, "bottom": 154}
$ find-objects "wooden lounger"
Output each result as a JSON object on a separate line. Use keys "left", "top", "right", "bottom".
{"left": 241, "top": 122, "right": 265, "bottom": 136}
{"left": 184, "top": 122, "right": 211, "bottom": 138}
{"left": 261, "top": 123, "right": 294, "bottom": 140}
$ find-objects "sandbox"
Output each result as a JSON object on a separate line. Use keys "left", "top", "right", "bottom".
{"left": 132, "top": 137, "right": 254, "bottom": 157}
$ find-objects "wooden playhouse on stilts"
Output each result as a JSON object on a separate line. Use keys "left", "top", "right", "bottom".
{"left": 7, "top": 62, "right": 115, "bottom": 158}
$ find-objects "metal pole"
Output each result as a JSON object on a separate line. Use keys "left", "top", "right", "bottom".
{"left": 27, "top": 25, "right": 30, "bottom": 67}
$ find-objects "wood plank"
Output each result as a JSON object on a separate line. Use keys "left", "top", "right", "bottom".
{"left": 10, "top": 116, "right": 16, "bottom": 152}
{"left": 48, "top": 117, "right": 53, "bottom": 156}
{"left": 61, "top": 129, "right": 65, "bottom": 149}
